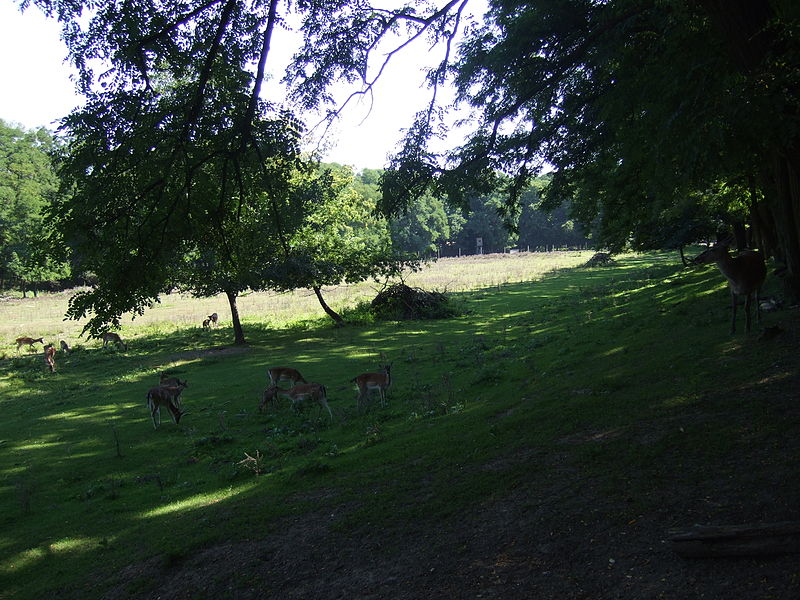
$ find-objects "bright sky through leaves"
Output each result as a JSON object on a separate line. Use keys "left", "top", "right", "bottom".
{"left": 0, "top": 1, "right": 484, "bottom": 170}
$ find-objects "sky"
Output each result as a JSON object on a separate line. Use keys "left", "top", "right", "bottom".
{"left": 0, "top": 2, "right": 481, "bottom": 171}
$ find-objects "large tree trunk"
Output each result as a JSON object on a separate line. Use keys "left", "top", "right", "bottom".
{"left": 768, "top": 151, "right": 800, "bottom": 303}
{"left": 225, "top": 290, "right": 246, "bottom": 345}
{"left": 312, "top": 285, "right": 344, "bottom": 326}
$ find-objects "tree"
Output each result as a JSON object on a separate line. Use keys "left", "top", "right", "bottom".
{"left": 264, "top": 165, "right": 407, "bottom": 325}
{"left": 452, "top": 191, "right": 514, "bottom": 254}
{"left": 32, "top": 0, "right": 331, "bottom": 341}
{"left": 0, "top": 120, "right": 69, "bottom": 292}
{"left": 29, "top": 0, "right": 451, "bottom": 340}
{"left": 389, "top": 192, "right": 462, "bottom": 257}
{"left": 355, "top": 1, "right": 800, "bottom": 299}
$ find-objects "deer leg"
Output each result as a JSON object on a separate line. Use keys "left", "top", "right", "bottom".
{"left": 755, "top": 288, "right": 762, "bottom": 326}
{"left": 729, "top": 290, "right": 738, "bottom": 334}
{"left": 744, "top": 293, "right": 753, "bottom": 333}
{"left": 319, "top": 398, "right": 333, "bottom": 421}
{"left": 168, "top": 401, "right": 182, "bottom": 424}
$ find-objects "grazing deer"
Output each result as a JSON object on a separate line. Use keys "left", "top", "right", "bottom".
{"left": 202, "top": 318, "right": 210, "bottom": 328}
{"left": 44, "top": 344, "right": 56, "bottom": 372}
{"left": 15, "top": 336, "right": 44, "bottom": 353}
{"left": 101, "top": 332, "right": 128, "bottom": 350}
{"left": 267, "top": 366, "right": 307, "bottom": 388}
{"left": 146, "top": 384, "right": 187, "bottom": 429}
{"left": 260, "top": 383, "right": 332, "bottom": 420}
{"left": 207, "top": 313, "right": 219, "bottom": 327}
{"left": 60, "top": 340, "right": 71, "bottom": 353}
{"left": 352, "top": 364, "right": 392, "bottom": 411}
{"left": 692, "top": 243, "right": 767, "bottom": 333}
{"left": 159, "top": 373, "right": 188, "bottom": 407}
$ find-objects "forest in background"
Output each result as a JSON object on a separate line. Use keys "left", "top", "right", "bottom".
{"left": 0, "top": 119, "right": 589, "bottom": 295}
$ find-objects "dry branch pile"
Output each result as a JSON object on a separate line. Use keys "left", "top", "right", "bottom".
{"left": 583, "top": 252, "right": 614, "bottom": 267}
{"left": 370, "top": 284, "right": 457, "bottom": 321}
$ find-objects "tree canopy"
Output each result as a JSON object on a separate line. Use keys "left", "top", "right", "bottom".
{"left": 379, "top": 0, "right": 800, "bottom": 295}
{"left": 23, "top": 0, "right": 800, "bottom": 325}
{"left": 0, "top": 120, "right": 69, "bottom": 293}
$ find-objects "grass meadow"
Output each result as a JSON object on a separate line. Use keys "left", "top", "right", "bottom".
{"left": 0, "top": 250, "right": 798, "bottom": 598}
{"left": 0, "top": 250, "right": 589, "bottom": 352}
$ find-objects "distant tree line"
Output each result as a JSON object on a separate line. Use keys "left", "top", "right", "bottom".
{"left": 352, "top": 168, "right": 590, "bottom": 259}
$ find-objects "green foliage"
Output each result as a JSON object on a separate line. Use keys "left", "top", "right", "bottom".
{"left": 271, "top": 165, "right": 406, "bottom": 290}
{"left": 0, "top": 120, "right": 69, "bottom": 290}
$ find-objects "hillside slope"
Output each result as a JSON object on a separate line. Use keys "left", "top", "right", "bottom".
{"left": 3, "top": 252, "right": 799, "bottom": 599}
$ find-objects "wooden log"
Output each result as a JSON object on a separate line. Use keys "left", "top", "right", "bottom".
{"left": 669, "top": 521, "right": 800, "bottom": 558}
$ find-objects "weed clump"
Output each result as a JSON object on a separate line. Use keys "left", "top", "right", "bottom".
{"left": 370, "top": 284, "right": 458, "bottom": 321}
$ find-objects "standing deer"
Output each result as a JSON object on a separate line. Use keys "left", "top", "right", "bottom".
{"left": 146, "top": 383, "right": 187, "bottom": 428}
{"left": 202, "top": 318, "right": 210, "bottom": 329}
{"left": 260, "top": 382, "right": 332, "bottom": 420}
{"left": 207, "top": 313, "right": 219, "bottom": 327}
{"left": 352, "top": 363, "right": 392, "bottom": 411}
{"left": 60, "top": 340, "right": 71, "bottom": 353}
{"left": 692, "top": 243, "right": 767, "bottom": 333}
{"left": 44, "top": 344, "right": 56, "bottom": 372}
{"left": 267, "top": 366, "right": 307, "bottom": 388}
{"left": 159, "top": 373, "right": 188, "bottom": 408}
{"left": 15, "top": 336, "right": 44, "bottom": 353}
{"left": 101, "top": 332, "right": 128, "bottom": 350}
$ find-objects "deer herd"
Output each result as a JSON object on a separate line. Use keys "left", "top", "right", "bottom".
{"left": 9, "top": 238, "right": 777, "bottom": 429}
{"left": 144, "top": 363, "right": 391, "bottom": 429}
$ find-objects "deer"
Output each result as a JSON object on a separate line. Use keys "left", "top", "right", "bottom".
{"left": 260, "top": 382, "right": 332, "bottom": 420}
{"left": 44, "top": 344, "right": 56, "bottom": 372}
{"left": 101, "top": 332, "right": 128, "bottom": 350}
{"left": 691, "top": 242, "right": 767, "bottom": 334}
{"left": 15, "top": 336, "right": 44, "bottom": 353}
{"left": 146, "top": 383, "right": 187, "bottom": 429}
{"left": 60, "top": 340, "right": 71, "bottom": 353}
{"left": 207, "top": 312, "right": 219, "bottom": 327}
{"left": 352, "top": 363, "right": 392, "bottom": 411}
{"left": 159, "top": 373, "right": 188, "bottom": 407}
{"left": 202, "top": 318, "right": 210, "bottom": 328}
{"left": 267, "top": 366, "right": 307, "bottom": 388}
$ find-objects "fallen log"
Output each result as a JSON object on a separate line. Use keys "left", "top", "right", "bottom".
{"left": 669, "top": 521, "right": 800, "bottom": 558}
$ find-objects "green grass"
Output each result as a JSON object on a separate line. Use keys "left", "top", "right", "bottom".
{"left": 0, "top": 250, "right": 796, "bottom": 599}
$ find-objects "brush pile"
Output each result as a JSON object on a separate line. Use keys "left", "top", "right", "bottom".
{"left": 583, "top": 252, "right": 614, "bottom": 267}
{"left": 370, "top": 284, "right": 457, "bottom": 320}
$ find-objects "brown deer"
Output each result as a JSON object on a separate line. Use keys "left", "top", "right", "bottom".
{"left": 146, "top": 383, "right": 187, "bottom": 428}
{"left": 44, "top": 344, "right": 56, "bottom": 372}
{"left": 352, "top": 363, "right": 392, "bottom": 411}
{"left": 202, "top": 318, "right": 210, "bottom": 328}
{"left": 159, "top": 373, "right": 188, "bottom": 408}
{"left": 101, "top": 332, "right": 128, "bottom": 350}
{"left": 267, "top": 366, "right": 307, "bottom": 388}
{"left": 260, "top": 382, "right": 332, "bottom": 420}
{"left": 15, "top": 336, "right": 44, "bottom": 353}
{"left": 60, "top": 340, "right": 71, "bottom": 353}
{"left": 692, "top": 243, "right": 767, "bottom": 334}
{"left": 207, "top": 313, "right": 219, "bottom": 327}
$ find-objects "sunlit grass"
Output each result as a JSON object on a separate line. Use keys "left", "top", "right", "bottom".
{"left": 0, "top": 251, "right": 590, "bottom": 351}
